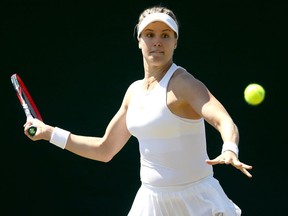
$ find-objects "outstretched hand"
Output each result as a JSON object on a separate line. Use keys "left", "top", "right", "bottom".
{"left": 206, "top": 151, "right": 253, "bottom": 178}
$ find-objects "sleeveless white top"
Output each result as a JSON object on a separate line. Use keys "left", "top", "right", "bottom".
{"left": 126, "top": 63, "right": 213, "bottom": 187}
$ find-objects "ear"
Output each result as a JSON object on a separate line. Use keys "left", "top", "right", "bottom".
{"left": 174, "top": 41, "right": 178, "bottom": 49}
{"left": 138, "top": 41, "right": 142, "bottom": 49}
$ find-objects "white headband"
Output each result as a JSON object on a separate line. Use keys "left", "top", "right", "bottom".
{"left": 137, "top": 13, "right": 178, "bottom": 38}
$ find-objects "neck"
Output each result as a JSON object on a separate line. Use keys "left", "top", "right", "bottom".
{"left": 143, "top": 61, "right": 173, "bottom": 76}
{"left": 143, "top": 62, "right": 173, "bottom": 90}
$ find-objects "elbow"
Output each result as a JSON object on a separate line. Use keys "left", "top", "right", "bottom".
{"left": 91, "top": 139, "right": 115, "bottom": 163}
{"left": 96, "top": 139, "right": 121, "bottom": 163}
{"left": 101, "top": 154, "right": 114, "bottom": 163}
{"left": 98, "top": 148, "right": 115, "bottom": 163}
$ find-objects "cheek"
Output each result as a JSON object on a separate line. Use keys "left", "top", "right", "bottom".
{"left": 138, "top": 40, "right": 147, "bottom": 49}
{"left": 139, "top": 41, "right": 149, "bottom": 51}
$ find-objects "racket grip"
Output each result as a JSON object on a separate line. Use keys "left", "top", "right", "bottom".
{"left": 28, "top": 125, "right": 37, "bottom": 136}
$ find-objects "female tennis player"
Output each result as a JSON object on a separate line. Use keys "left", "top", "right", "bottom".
{"left": 24, "top": 5, "right": 252, "bottom": 215}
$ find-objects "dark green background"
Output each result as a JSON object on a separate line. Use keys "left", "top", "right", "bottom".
{"left": 1, "top": 0, "right": 286, "bottom": 215}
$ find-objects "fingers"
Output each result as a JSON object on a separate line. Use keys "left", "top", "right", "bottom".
{"left": 205, "top": 156, "right": 231, "bottom": 165}
{"left": 206, "top": 154, "right": 253, "bottom": 178}
{"left": 24, "top": 124, "right": 36, "bottom": 138}
{"left": 24, "top": 120, "right": 33, "bottom": 128}
{"left": 232, "top": 159, "right": 253, "bottom": 178}
{"left": 205, "top": 159, "right": 218, "bottom": 165}
{"left": 205, "top": 158, "right": 222, "bottom": 165}
{"left": 236, "top": 164, "right": 253, "bottom": 178}
{"left": 23, "top": 118, "right": 40, "bottom": 139}
{"left": 241, "top": 168, "right": 253, "bottom": 178}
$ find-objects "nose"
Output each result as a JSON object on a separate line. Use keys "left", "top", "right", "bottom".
{"left": 153, "top": 42, "right": 161, "bottom": 47}
{"left": 152, "top": 36, "right": 162, "bottom": 47}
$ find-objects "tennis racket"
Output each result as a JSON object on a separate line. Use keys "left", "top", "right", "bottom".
{"left": 11, "top": 74, "right": 43, "bottom": 136}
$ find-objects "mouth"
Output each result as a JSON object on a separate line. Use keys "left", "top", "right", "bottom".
{"left": 150, "top": 50, "right": 164, "bottom": 54}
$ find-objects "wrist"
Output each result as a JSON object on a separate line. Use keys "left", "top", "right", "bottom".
{"left": 49, "top": 127, "right": 70, "bottom": 149}
{"left": 221, "top": 142, "right": 239, "bottom": 157}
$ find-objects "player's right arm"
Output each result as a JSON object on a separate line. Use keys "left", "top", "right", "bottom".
{"left": 24, "top": 86, "right": 133, "bottom": 162}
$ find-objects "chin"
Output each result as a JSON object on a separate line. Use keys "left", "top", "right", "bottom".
{"left": 149, "top": 57, "right": 164, "bottom": 63}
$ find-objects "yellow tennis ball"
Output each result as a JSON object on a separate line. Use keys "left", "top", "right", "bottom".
{"left": 244, "top": 83, "right": 265, "bottom": 105}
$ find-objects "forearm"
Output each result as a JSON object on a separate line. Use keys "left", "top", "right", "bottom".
{"left": 41, "top": 124, "right": 112, "bottom": 162}
{"left": 219, "top": 119, "right": 239, "bottom": 145}
{"left": 65, "top": 134, "right": 112, "bottom": 162}
{"left": 217, "top": 118, "right": 240, "bottom": 157}
{"left": 25, "top": 106, "right": 130, "bottom": 162}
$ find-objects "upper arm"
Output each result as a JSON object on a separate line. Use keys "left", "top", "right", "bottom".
{"left": 101, "top": 84, "right": 134, "bottom": 156}
{"left": 66, "top": 84, "right": 134, "bottom": 162}
{"left": 169, "top": 69, "right": 239, "bottom": 145}
{"left": 171, "top": 69, "right": 232, "bottom": 129}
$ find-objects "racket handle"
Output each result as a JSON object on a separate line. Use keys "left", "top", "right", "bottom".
{"left": 28, "top": 125, "right": 37, "bottom": 136}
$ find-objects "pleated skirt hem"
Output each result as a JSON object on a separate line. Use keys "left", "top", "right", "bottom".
{"left": 128, "top": 176, "right": 241, "bottom": 216}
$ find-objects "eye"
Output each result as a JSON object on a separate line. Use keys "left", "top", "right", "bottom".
{"left": 161, "top": 33, "right": 170, "bottom": 38}
{"left": 146, "top": 32, "right": 154, "bottom": 38}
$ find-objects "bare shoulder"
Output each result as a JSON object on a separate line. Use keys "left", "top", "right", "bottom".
{"left": 170, "top": 67, "right": 208, "bottom": 96}
{"left": 167, "top": 67, "right": 211, "bottom": 119}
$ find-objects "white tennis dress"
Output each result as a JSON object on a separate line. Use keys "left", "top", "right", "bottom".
{"left": 126, "top": 63, "right": 241, "bottom": 216}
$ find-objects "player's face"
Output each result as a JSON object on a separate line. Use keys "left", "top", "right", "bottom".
{"left": 138, "top": 22, "right": 177, "bottom": 65}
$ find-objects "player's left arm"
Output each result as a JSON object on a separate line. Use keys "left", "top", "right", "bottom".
{"left": 171, "top": 69, "right": 253, "bottom": 177}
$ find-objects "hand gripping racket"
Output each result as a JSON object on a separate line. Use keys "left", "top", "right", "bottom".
{"left": 11, "top": 74, "right": 43, "bottom": 136}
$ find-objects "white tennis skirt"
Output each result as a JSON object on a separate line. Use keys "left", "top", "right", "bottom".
{"left": 128, "top": 175, "right": 241, "bottom": 216}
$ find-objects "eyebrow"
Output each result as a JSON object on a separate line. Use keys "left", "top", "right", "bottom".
{"left": 143, "top": 28, "right": 173, "bottom": 33}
